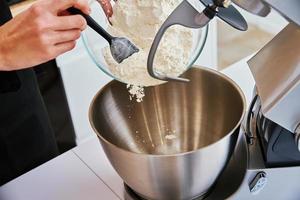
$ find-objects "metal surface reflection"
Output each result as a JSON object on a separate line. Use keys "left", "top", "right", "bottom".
{"left": 90, "top": 67, "right": 246, "bottom": 200}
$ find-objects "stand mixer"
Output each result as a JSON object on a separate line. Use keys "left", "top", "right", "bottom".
{"left": 145, "top": 0, "right": 300, "bottom": 198}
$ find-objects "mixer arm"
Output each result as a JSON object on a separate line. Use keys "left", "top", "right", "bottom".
{"left": 147, "top": 0, "right": 248, "bottom": 82}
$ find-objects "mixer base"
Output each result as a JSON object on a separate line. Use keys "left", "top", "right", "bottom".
{"left": 124, "top": 183, "right": 212, "bottom": 200}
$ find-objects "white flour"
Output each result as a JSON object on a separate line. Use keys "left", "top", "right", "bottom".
{"left": 103, "top": 0, "right": 193, "bottom": 101}
{"left": 165, "top": 134, "right": 177, "bottom": 140}
{"left": 127, "top": 84, "right": 145, "bottom": 102}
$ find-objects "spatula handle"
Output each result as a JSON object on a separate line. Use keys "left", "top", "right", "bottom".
{"left": 67, "top": 7, "right": 113, "bottom": 44}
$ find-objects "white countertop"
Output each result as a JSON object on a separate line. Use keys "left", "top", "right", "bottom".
{"left": 0, "top": 57, "right": 255, "bottom": 200}
{"left": 0, "top": 141, "right": 119, "bottom": 200}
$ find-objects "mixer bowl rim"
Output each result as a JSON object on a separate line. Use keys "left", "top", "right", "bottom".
{"left": 89, "top": 66, "right": 247, "bottom": 157}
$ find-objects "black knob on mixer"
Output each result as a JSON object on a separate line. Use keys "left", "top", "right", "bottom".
{"left": 199, "top": 0, "right": 248, "bottom": 31}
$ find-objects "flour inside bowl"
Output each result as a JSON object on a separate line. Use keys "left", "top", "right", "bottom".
{"left": 165, "top": 134, "right": 177, "bottom": 140}
{"left": 102, "top": 0, "right": 194, "bottom": 102}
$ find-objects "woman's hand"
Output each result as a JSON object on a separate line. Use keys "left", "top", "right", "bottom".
{"left": 0, "top": 0, "right": 90, "bottom": 71}
{"left": 98, "top": 0, "right": 113, "bottom": 18}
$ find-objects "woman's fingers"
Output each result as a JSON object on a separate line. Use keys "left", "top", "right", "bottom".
{"left": 53, "top": 15, "right": 87, "bottom": 31}
{"left": 42, "top": 30, "right": 79, "bottom": 59}
{"left": 54, "top": 40, "right": 77, "bottom": 56}
{"left": 52, "top": 29, "right": 81, "bottom": 45}
{"left": 98, "top": 0, "right": 113, "bottom": 17}
{"left": 51, "top": 0, "right": 90, "bottom": 15}
{"left": 72, "top": 0, "right": 91, "bottom": 14}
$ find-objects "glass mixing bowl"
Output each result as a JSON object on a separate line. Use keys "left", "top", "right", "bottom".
{"left": 82, "top": 0, "right": 209, "bottom": 85}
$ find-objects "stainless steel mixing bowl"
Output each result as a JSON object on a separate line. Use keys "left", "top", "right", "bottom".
{"left": 89, "top": 67, "right": 246, "bottom": 200}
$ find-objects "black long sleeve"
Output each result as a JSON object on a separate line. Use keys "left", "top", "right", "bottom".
{"left": 0, "top": 0, "right": 12, "bottom": 25}
{"left": 0, "top": 0, "right": 21, "bottom": 93}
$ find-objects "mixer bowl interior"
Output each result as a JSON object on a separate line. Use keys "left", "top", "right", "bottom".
{"left": 90, "top": 67, "right": 245, "bottom": 155}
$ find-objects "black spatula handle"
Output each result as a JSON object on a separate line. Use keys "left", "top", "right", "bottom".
{"left": 67, "top": 7, "right": 113, "bottom": 43}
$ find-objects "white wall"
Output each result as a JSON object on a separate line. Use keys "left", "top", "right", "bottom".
{"left": 237, "top": 7, "right": 288, "bottom": 34}
{"left": 195, "top": 19, "right": 218, "bottom": 69}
